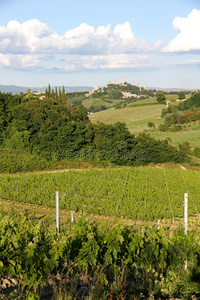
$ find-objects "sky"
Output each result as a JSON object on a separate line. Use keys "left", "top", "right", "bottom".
{"left": 0, "top": 0, "right": 200, "bottom": 89}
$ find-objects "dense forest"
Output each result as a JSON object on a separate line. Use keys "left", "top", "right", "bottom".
{"left": 0, "top": 89, "right": 190, "bottom": 172}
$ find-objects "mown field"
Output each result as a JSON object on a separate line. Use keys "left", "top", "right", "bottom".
{"left": 88, "top": 96, "right": 175, "bottom": 132}
{"left": 89, "top": 100, "right": 165, "bottom": 132}
{"left": 83, "top": 96, "right": 122, "bottom": 109}
{"left": 89, "top": 95, "right": 200, "bottom": 150}
{"left": 150, "top": 127, "right": 200, "bottom": 149}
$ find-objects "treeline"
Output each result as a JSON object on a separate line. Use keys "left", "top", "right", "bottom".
{"left": 45, "top": 84, "right": 67, "bottom": 102}
{"left": 178, "top": 91, "right": 200, "bottom": 111}
{"left": 0, "top": 91, "right": 189, "bottom": 172}
{"left": 93, "top": 83, "right": 155, "bottom": 98}
{"left": 160, "top": 91, "right": 200, "bottom": 128}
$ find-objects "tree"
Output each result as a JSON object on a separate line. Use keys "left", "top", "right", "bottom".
{"left": 59, "top": 88, "right": 62, "bottom": 100}
{"left": 48, "top": 84, "right": 51, "bottom": 97}
{"left": 55, "top": 87, "right": 58, "bottom": 102}
{"left": 61, "top": 86, "right": 67, "bottom": 102}
{"left": 178, "top": 91, "right": 185, "bottom": 100}
{"left": 156, "top": 92, "right": 166, "bottom": 103}
{"left": 52, "top": 89, "right": 55, "bottom": 99}
{"left": 147, "top": 122, "right": 155, "bottom": 128}
{"left": 26, "top": 89, "right": 32, "bottom": 99}
{"left": 45, "top": 89, "right": 48, "bottom": 99}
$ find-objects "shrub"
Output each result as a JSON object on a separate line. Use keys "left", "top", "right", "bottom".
{"left": 147, "top": 122, "right": 155, "bottom": 128}
{"left": 193, "top": 147, "right": 200, "bottom": 158}
{"left": 170, "top": 125, "right": 182, "bottom": 132}
{"left": 158, "top": 124, "right": 169, "bottom": 132}
{"left": 0, "top": 148, "right": 51, "bottom": 173}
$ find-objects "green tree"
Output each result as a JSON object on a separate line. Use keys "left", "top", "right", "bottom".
{"left": 61, "top": 86, "right": 67, "bottom": 102}
{"left": 45, "top": 89, "right": 48, "bottom": 99}
{"left": 48, "top": 84, "right": 51, "bottom": 97}
{"left": 55, "top": 87, "right": 58, "bottom": 102}
{"left": 156, "top": 92, "right": 166, "bottom": 103}
{"left": 59, "top": 88, "right": 62, "bottom": 100}
{"left": 147, "top": 122, "right": 155, "bottom": 128}
{"left": 178, "top": 91, "right": 185, "bottom": 100}
{"left": 52, "top": 89, "right": 55, "bottom": 99}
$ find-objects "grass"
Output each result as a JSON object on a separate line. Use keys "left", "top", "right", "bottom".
{"left": 88, "top": 95, "right": 200, "bottom": 149}
{"left": 89, "top": 100, "right": 165, "bottom": 132}
{"left": 149, "top": 127, "right": 200, "bottom": 150}
{"left": 83, "top": 97, "right": 122, "bottom": 109}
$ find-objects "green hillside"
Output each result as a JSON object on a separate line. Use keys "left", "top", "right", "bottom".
{"left": 89, "top": 97, "right": 166, "bottom": 132}
{"left": 150, "top": 128, "right": 200, "bottom": 149}
{"left": 89, "top": 95, "right": 200, "bottom": 150}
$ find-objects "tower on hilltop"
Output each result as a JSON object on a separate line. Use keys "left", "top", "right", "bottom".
{"left": 122, "top": 76, "right": 125, "bottom": 85}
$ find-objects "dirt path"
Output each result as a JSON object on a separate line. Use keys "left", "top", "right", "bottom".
{"left": 2, "top": 198, "right": 199, "bottom": 231}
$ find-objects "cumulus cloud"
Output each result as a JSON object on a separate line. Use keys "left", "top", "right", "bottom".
{"left": 0, "top": 19, "right": 54, "bottom": 54}
{"left": 48, "top": 53, "right": 151, "bottom": 72}
{"left": 162, "top": 9, "right": 200, "bottom": 53}
{"left": 0, "top": 53, "right": 41, "bottom": 69}
{"left": 0, "top": 19, "right": 161, "bottom": 71}
{"left": 0, "top": 19, "right": 161, "bottom": 55}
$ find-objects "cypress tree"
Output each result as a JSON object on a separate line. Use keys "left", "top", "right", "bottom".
{"left": 61, "top": 86, "right": 67, "bottom": 102}
{"left": 55, "top": 87, "right": 58, "bottom": 102}
{"left": 48, "top": 84, "right": 51, "bottom": 97}
{"left": 52, "top": 89, "right": 55, "bottom": 99}
{"left": 45, "top": 89, "right": 48, "bottom": 99}
{"left": 59, "top": 88, "right": 62, "bottom": 100}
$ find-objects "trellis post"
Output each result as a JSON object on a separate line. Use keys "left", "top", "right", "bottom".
{"left": 71, "top": 210, "right": 74, "bottom": 223}
{"left": 56, "top": 191, "right": 59, "bottom": 233}
{"left": 184, "top": 193, "right": 188, "bottom": 270}
{"left": 184, "top": 193, "right": 188, "bottom": 236}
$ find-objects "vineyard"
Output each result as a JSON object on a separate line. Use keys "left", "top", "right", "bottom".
{"left": 1, "top": 167, "right": 200, "bottom": 221}
{"left": 1, "top": 167, "right": 200, "bottom": 299}
{"left": 0, "top": 208, "right": 200, "bottom": 299}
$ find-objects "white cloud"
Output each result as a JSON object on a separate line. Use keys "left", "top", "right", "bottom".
{"left": 0, "top": 19, "right": 161, "bottom": 71}
{"left": 0, "top": 19, "right": 161, "bottom": 55}
{"left": 162, "top": 9, "right": 200, "bottom": 53}
{"left": 0, "top": 19, "right": 54, "bottom": 54}
{"left": 0, "top": 53, "right": 10, "bottom": 66}
{"left": 0, "top": 53, "right": 41, "bottom": 68}
{"left": 49, "top": 53, "right": 151, "bottom": 72}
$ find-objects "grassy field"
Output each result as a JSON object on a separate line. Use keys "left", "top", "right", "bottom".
{"left": 89, "top": 98, "right": 165, "bottom": 132}
{"left": 149, "top": 127, "right": 200, "bottom": 149}
{"left": 83, "top": 96, "right": 122, "bottom": 109}
{"left": 89, "top": 95, "right": 200, "bottom": 149}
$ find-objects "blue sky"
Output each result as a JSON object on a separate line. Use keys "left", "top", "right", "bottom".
{"left": 0, "top": 0, "right": 200, "bottom": 89}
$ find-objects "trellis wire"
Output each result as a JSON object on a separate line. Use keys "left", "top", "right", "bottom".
{"left": 144, "top": 169, "right": 148, "bottom": 218}
{"left": 115, "top": 169, "right": 130, "bottom": 214}
{"left": 163, "top": 169, "right": 174, "bottom": 223}
{"left": 180, "top": 169, "right": 199, "bottom": 218}
{"left": 87, "top": 169, "right": 109, "bottom": 210}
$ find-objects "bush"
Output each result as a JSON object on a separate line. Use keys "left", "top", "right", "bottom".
{"left": 0, "top": 148, "right": 51, "bottom": 173}
{"left": 158, "top": 124, "right": 169, "bottom": 132}
{"left": 147, "top": 122, "right": 155, "bottom": 128}
{"left": 193, "top": 147, "right": 200, "bottom": 158}
{"left": 156, "top": 91, "right": 166, "bottom": 103}
{"left": 170, "top": 125, "right": 182, "bottom": 132}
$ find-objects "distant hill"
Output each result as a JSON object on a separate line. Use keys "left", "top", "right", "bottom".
{"left": 148, "top": 87, "right": 191, "bottom": 91}
{"left": 0, "top": 85, "right": 94, "bottom": 94}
